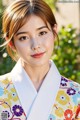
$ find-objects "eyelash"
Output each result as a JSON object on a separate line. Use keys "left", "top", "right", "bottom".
{"left": 39, "top": 31, "right": 47, "bottom": 36}
{"left": 19, "top": 36, "right": 28, "bottom": 41}
{"left": 18, "top": 31, "right": 47, "bottom": 41}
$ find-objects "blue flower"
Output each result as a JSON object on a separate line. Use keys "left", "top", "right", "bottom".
{"left": 48, "top": 114, "right": 56, "bottom": 120}
{"left": 0, "top": 86, "right": 4, "bottom": 96}
{"left": 72, "top": 93, "right": 80, "bottom": 105}
{"left": 70, "top": 82, "right": 80, "bottom": 91}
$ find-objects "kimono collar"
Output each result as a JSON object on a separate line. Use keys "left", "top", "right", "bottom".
{"left": 11, "top": 59, "right": 61, "bottom": 120}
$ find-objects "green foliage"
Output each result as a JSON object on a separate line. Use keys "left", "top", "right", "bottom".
{"left": 0, "top": 52, "right": 15, "bottom": 75}
{"left": 51, "top": 24, "right": 80, "bottom": 83}
{"left": 0, "top": 0, "right": 15, "bottom": 75}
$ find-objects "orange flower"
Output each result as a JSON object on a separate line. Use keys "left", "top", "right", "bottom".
{"left": 64, "top": 109, "right": 73, "bottom": 120}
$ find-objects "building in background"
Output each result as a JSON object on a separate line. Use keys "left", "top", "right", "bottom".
{"left": 56, "top": 2, "right": 79, "bottom": 32}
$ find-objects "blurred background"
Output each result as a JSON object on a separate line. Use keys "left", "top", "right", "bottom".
{"left": 0, "top": 0, "right": 80, "bottom": 82}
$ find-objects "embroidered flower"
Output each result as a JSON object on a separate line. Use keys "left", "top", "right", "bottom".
{"left": 3, "top": 110, "right": 10, "bottom": 118}
{"left": 2, "top": 78, "right": 11, "bottom": 85}
{"left": 4, "top": 87, "right": 18, "bottom": 102}
{"left": 64, "top": 109, "right": 73, "bottom": 120}
{"left": 12, "top": 105, "right": 24, "bottom": 116}
{"left": 8, "top": 88, "right": 18, "bottom": 102}
{"left": 55, "top": 107, "right": 64, "bottom": 117}
{"left": 2, "top": 98, "right": 11, "bottom": 108}
{"left": 56, "top": 90, "right": 70, "bottom": 105}
{"left": 48, "top": 114, "right": 56, "bottom": 120}
{"left": 75, "top": 104, "right": 80, "bottom": 119}
{"left": 61, "top": 77, "right": 68, "bottom": 86}
{"left": 67, "top": 88, "right": 76, "bottom": 95}
{"left": 72, "top": 93, "right": 80, "bottom": 105}
{"left": 0, "top": 86, "right": 4, "bottom": 96}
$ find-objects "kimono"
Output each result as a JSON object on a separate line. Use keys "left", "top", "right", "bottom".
{"left": 0, "top": 59, "right": 80, "bottom": 120}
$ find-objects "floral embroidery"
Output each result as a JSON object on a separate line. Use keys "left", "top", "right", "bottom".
{"left": 72, "top": 93, "right": 80, "bottom": 105}
{"left": 49, "top": 76, "right": 80, "bottom": 120}
{"left": 64, "top": 109, "right": 73, "bottom": 120}
{"left": 12, "top": 105, "right": 24, "bottom": 116}
{"left": 0, "top": 75, "right": 80, "bottom": 120}
{"left": 75, "top": 104, "right": 80, "bottom": 119}
{"left": 0, "top": 76, "right": 26, "bottom": 119}
{"left": 1, "top": 98, "right": 12, "bottom": 108}
{"left": 0, "top": 86, "right": 4, "bottom": 96}
{"left": 48, "top": 114, "right": 56, "bottom": 120}
{"left": 60, "top": 77, "right": 68, "bottom": 86}
{"left": 56, "top": 90, "right": 70, "bottom": 105}
{"left": 2, "top": 78, "right": 11, "bottom": 85}
{"left": 67, "top": 88, "right": 76, "bottom": 95}
{"left": 2, "top": 110, "right": 10, "bottom": 118}
{"left": 55, "top": 107, "right": 64, "bottom": 117}
{"left": 8, "top": 88, "right": 19, "bottom": 102}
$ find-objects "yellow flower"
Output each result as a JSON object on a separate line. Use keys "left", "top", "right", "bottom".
{"left": 74, "top": 105, "right": 77, "bottom": 112}
{"left": 1, "top": 98, "right": 11, "bottom": 108}
{"left": 0, "top": 98, "right": 5, "bottom": 105}
{"left": 4, "top": 88, "right": 9, "bottom": 94}
{"left": 8, "top": 88, "right": 19, "bottom": 102}
{"left": 56, "top": 90, "right": 70, "bottom": 105}
{"left": 2, "top": 77, "right": 11, "bottom": 85}
{"left": 4, "top": 87, "right": 19, "bottom": 102}
{"left": 55, "top": 107, "right": 64, "bottom": 117}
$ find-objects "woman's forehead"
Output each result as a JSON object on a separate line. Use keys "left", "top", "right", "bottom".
{"left": 16, "top": 15, "right": 51, "bottom": 32}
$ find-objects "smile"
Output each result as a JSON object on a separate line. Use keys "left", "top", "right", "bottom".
{"left": 31, "top": 52, "right": 45, "bottom": 58}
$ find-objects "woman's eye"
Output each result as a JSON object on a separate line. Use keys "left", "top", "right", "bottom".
{"left": 39, "top": 31, "right": 47, "bottom": 36}
{"left": 19, "top": 36, "right": 28, "bottom": 41}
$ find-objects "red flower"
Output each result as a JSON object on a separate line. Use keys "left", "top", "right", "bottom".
{"left": 64, "top": 109, "right": 73, "bottom": 120}
{"left": 75, "top": 104, "right": 80, "bottom": 118}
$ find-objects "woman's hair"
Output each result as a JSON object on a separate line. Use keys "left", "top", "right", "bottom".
{"left": 2, "top": 0, "right": 57, "bottom": 61}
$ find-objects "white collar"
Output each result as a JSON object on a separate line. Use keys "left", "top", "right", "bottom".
{"left": 11, "top": 59, "right": 61, "bottom": 120}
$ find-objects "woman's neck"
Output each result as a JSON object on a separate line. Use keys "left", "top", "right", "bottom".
{"left": 21, "top": 61, "right": 50, "bottom": 91}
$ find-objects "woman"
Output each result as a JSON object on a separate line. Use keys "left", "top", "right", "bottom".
{"left": 0, "top": 0, "right": 80, "bottom": 120}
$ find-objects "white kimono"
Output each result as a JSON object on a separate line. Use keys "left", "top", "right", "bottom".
{"left": 0, "top": 59, "right": 80, "bottom": 120}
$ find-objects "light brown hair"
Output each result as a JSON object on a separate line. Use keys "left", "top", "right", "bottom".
{"left": 2, "top": 0, "right": 57, "bottom": 61}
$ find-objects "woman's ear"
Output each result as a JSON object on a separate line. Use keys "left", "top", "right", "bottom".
{"left": 5, "top": 37, "right": 16, "bottom": 51}
{"left": 53, "top": 24, "right": 58, "bottom": 34}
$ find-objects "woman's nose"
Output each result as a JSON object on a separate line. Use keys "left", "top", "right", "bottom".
{"left": 31, "top": 38, "right": 41, "bottom": 51}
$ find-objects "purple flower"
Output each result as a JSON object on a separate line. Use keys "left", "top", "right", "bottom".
{"left": 67, "top": 88, "right": 76, "bottom": 95}
{"left": 12, "top": 105, "right": 24, "bottom": 116}
{"left": 60, "top": 77, "right": 68, "bottom": 86}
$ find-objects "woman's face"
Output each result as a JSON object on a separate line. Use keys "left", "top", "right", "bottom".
{"left": 14, "top": 15, "right": 56, "bottom": 67}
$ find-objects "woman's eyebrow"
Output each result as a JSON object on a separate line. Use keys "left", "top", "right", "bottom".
{"left": 16, "top": 32, "right": 28, "bottom": 36}
{"left": 36, "top": 26, "right": 47, "bottom": 30}
{"left": 16, "top": 26, "right": 47, "bottom": 36}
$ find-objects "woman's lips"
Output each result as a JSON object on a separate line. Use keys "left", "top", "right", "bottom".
{"left": 31, "top": 52, "right": 45, "bottom": 58}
